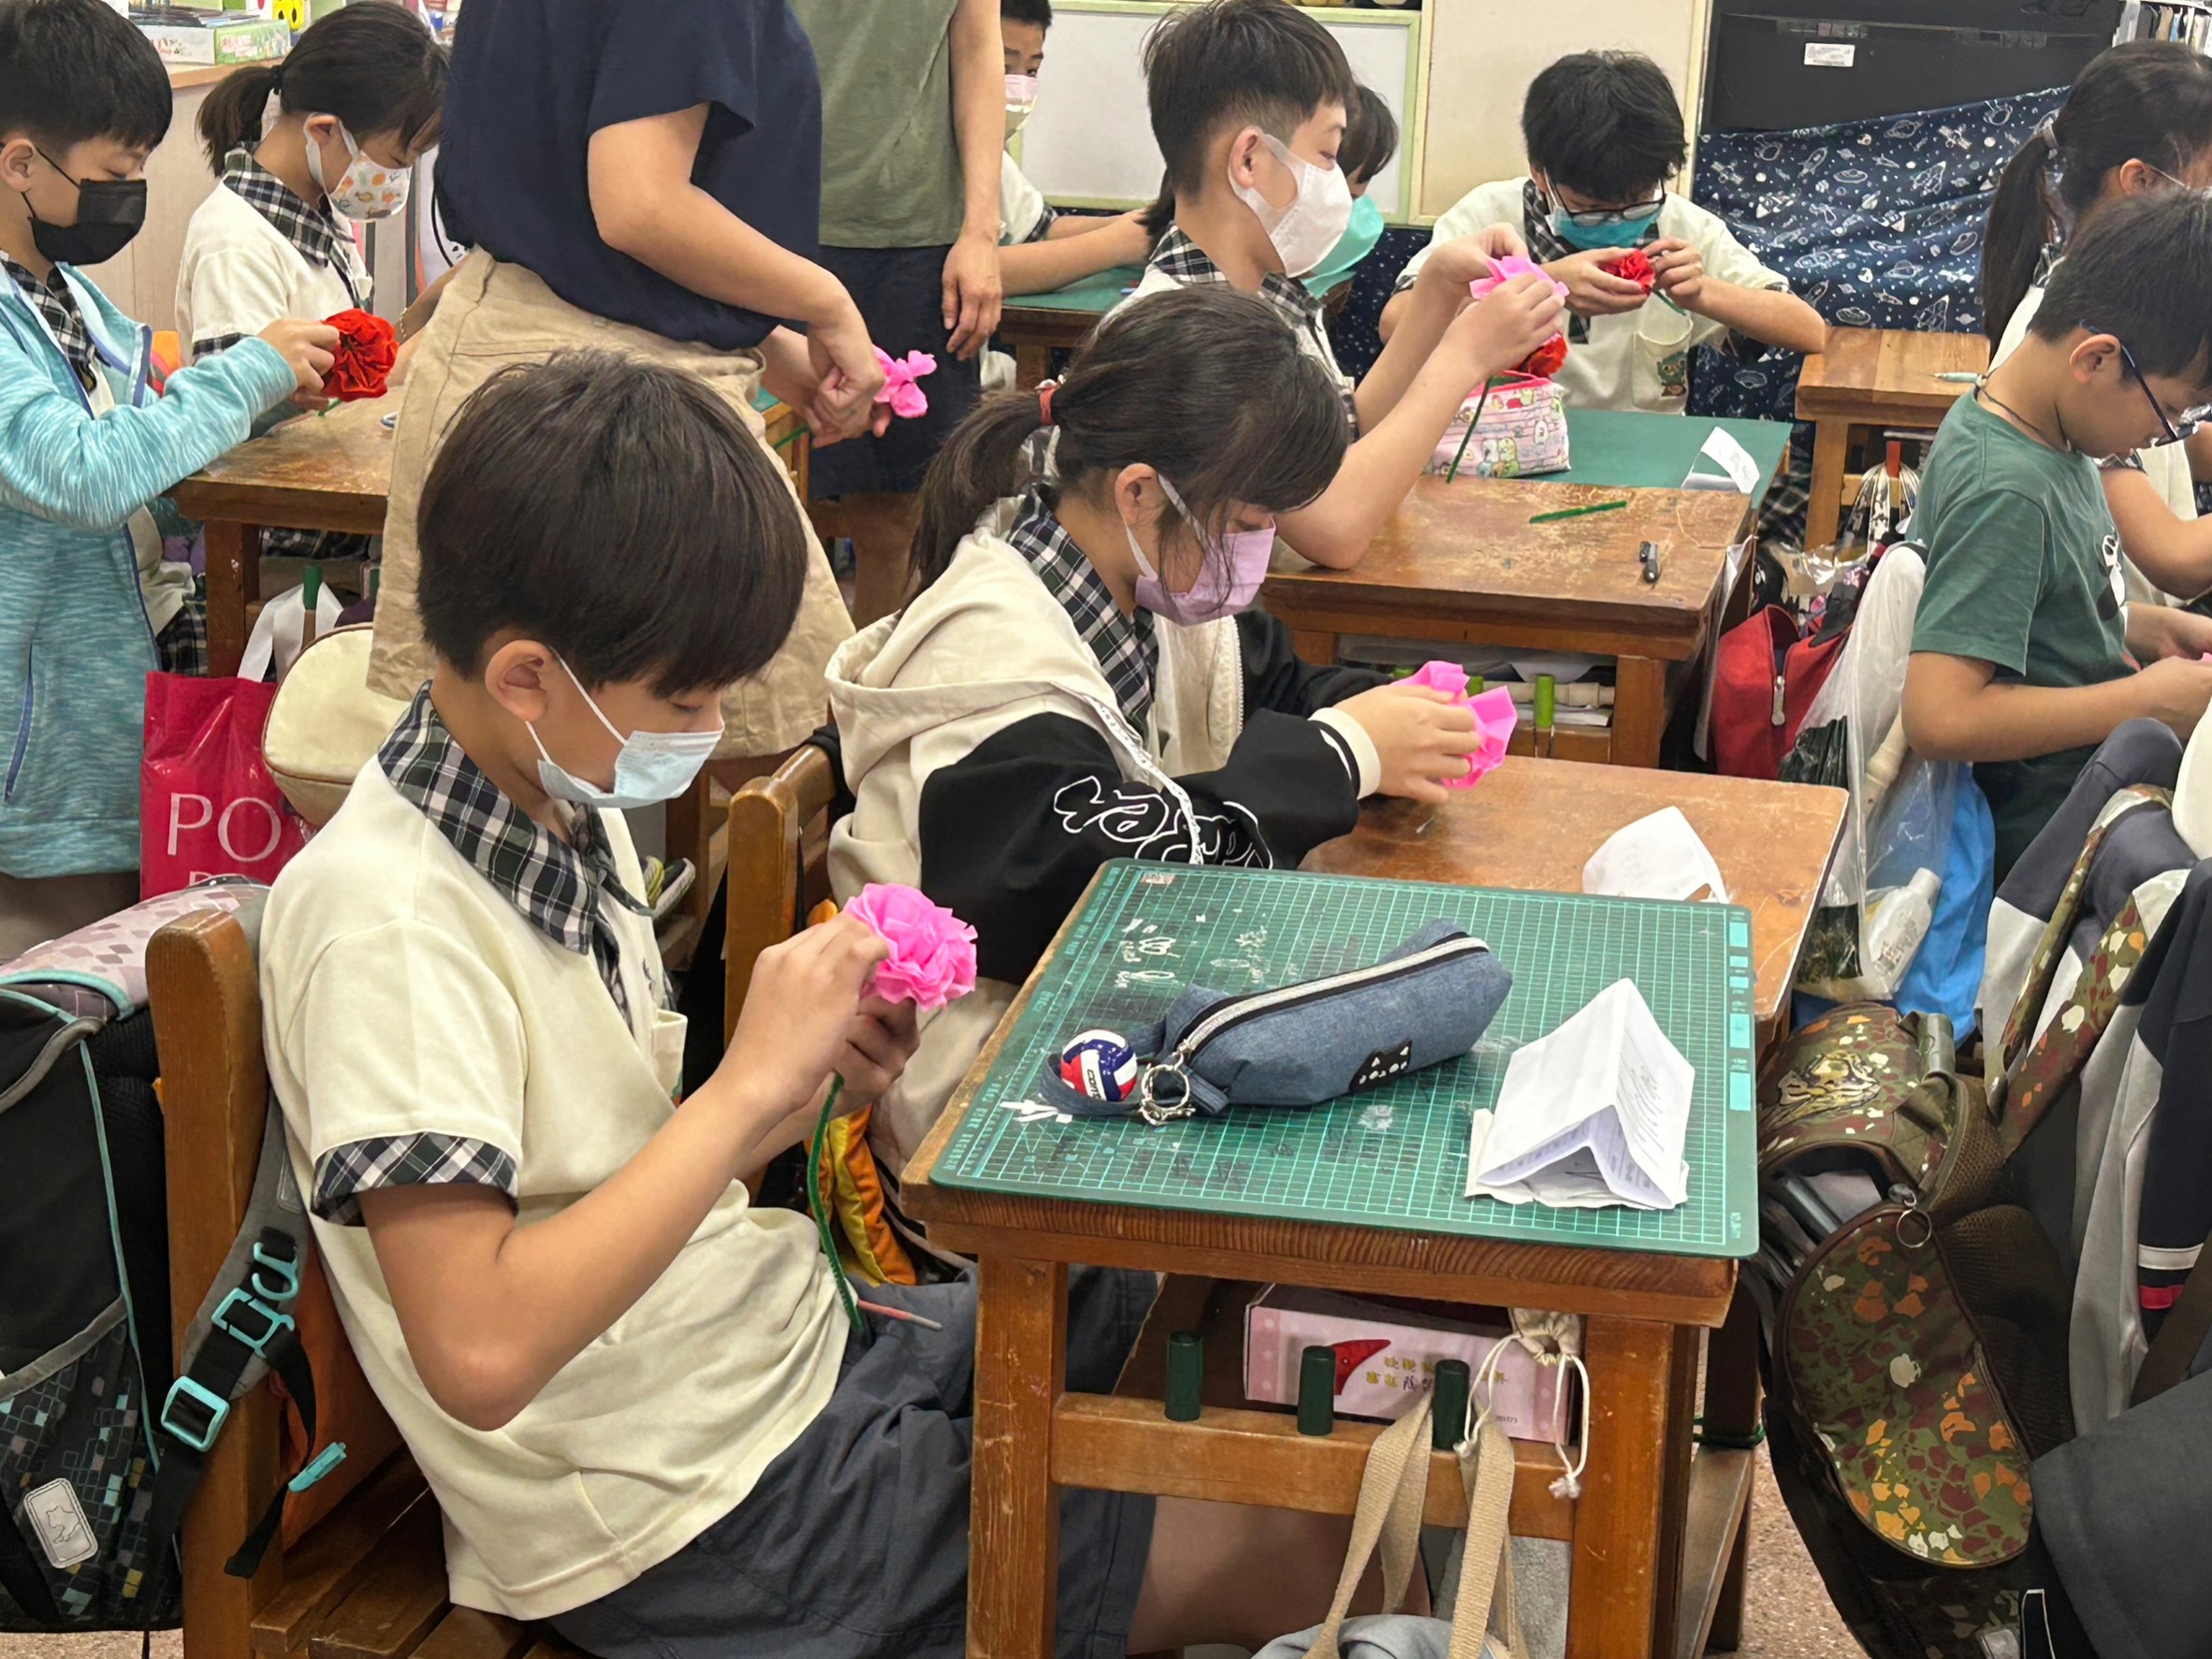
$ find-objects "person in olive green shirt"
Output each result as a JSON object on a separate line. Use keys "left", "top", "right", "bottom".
{"left": 1907, "top": 190, "right": 2212, "bottom": 876}
{"left": 791, "top": 0, "right": 1005, "bottom": 623}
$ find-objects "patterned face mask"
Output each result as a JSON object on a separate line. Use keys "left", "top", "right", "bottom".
{"left": 305, "top": 119, "right": 410, "bottom": 222}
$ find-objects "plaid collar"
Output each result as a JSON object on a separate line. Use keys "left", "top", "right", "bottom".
{"left": 377, "top": 685, "right": 643, "bottom": 1018}
{"left": 1008, "top": 492, "right": 1157, "bottom": 731}
{"left": 1520, "top": 178, "right": 1662, "bottom": 344}
{"left": 3, "top": 254, "right": 95, "bottom": 389}
{"left": 1147, "top": 227, "right": 1356, "bottom": 429}
{"left": 221, "top": 149, "right": 364, "bottom": 303}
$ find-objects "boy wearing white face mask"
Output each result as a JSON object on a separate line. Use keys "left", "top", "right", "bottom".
{"left": 1118, "top": 0, "right": 1561, "bottom": 570}
{"left": 1381, "top": 51, "right": 1825, "bottom": 415}
{"left": 180, "top": 2, "right": 448, "bottom": 388}
{"left": 830, "top": 287, "right": 1485, "bottom": 1173}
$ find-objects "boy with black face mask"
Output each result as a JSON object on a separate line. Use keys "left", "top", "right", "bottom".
{"left": 0, "top": 0, "right": 335, "bottom": 955}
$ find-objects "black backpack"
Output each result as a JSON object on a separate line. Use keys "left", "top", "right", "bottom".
{"left": 0, "top": 887, "right": 330, "bottom": 1632}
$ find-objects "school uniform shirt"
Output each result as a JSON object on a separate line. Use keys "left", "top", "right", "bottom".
{"left": 1995, "top": 274, "right": 2193, "bottom": 608}
{"left": 178, "top": 151, "right": 370, "bottom": 361}
{"left": 436, "top": 0, "right": 823, "bottom": 352}
{"left": 261, "top": 687, "right": 843, "bottom": 1620}
{"left": 1120, "top": 228, "right": 1361, "bottom": 435}
{"left": 1912, "top": 390, "right": 2131, "bottom": 878}
{"left": 826, "top": 492, "right": 1385, "bottom": 1168}
{"left": 999, "top": 152, "right": 1055, "bottom": 247}
{"left": 1397, "top": 178, "right": 1787, "bottom": 414}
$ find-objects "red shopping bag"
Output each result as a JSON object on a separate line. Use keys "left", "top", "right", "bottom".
{"left": 140, "top": 672, "right": 308, "bottom": 899}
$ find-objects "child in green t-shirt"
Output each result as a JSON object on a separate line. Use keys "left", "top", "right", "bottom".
{"left": 1907, "top": 190, "right": 2212, "bottom": 874}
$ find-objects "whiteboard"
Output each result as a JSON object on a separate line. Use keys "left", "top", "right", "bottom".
{"left": 1019, "top": 0, "right": 1419, "bottom": 219}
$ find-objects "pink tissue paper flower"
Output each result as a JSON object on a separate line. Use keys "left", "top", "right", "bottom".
{"left": 1466, "top": 254, "right": 1571, "bottom": 305}
{"left": 844, "top": 882, "right": 978, "bottom": 1011}
{"left": 1406, "top": 661, "right": 1519, "bottom": 788}
{"left": 873, "top": 349, "right": 939, "bottom": 420}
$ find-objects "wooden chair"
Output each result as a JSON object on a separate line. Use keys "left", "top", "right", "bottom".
{"left": 146, "top": 909, "right": 580, "bottom": 1659}
{"left": 720, "top": 744, "right": 838, "bottom": 1045}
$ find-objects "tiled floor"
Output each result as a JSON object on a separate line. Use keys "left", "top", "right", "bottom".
{"left": 0, "top": 1448, "right": 1864, "bottom": 1659}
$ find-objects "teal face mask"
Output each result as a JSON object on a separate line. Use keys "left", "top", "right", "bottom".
{"left": 1550, "top": 203, "right": 1661, "bottom": 252}
{"left": 1301, "top": 194, "right": 1385, "bottom": 297}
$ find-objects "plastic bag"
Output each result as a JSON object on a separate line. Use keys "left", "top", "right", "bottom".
{"left": 139, "top": 673, "right": 309, "bottom": 899}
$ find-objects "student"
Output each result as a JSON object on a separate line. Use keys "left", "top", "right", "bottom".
{"left": 793, "top": 0, "right": 1006, "bottom": 618}
{"left": 268, "top": 349, "right": 1390, "bottom": 1659}
{"left": 182, "top": 2, "right": 445, "bottom": 370}
{"left": 830, "top": 286, "right": 1487, "bottom": 1171}
{"left": 1381, "top": 51, "right": 1826, "bottom": 414}
{"left": 0, "top": 0, "right": 332, "bottom": 955}
{"left": 997, "top": 0, "right": 1153, "bottom": 298}
{"left": 363, "top": 0, "right": 871, "bottom": 764}
{"left": 1904, "top": 192, "right": 2212, "bottom": 880}
{"left": 1982, "top": 41, "right": 2212, "bottom": 604}
{"left": 1123, "top": 0, "right": 1562, "bottom": 569}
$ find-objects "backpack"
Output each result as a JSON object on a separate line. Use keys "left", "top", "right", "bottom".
{"left": 1752, "top": 793, "right": 2207, "bottom": 1658}
{"left": 0, "top": 883, "right": 336, "bottom": 1632}
{"left": 1710, "top": 604, "right": 1849, "bottom": 781}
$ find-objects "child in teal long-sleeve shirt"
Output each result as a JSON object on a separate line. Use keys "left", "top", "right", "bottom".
{"left": 0, "top": 0, "right": 333, "bottom": 953}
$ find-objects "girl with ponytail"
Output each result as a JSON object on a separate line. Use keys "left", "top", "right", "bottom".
{"left": 1981, "top": 40, "right": 2212, "bottom": 602}
{"left": 179, "top": 1, "right": 446, "bottom": 368}
{"left": 830, "top": 284, "right": 1486, "bottom": 1168}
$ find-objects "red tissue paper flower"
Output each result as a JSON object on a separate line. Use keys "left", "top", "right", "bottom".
{"left": 844, "top": 883, "right": 978, "bottom": 1011}
{"left": 321, "top": 309, "right": 396, "bottom": 401}
{"left": 1517, "top": 334, "right": 1569, "bottom": 379}
{"left": 1611, "top": 249, "right": 1658, "bottom": 295}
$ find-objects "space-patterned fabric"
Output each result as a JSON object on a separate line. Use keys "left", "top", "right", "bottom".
{"left": 1690, "top": 88, "right": 2066, "bottom": 547}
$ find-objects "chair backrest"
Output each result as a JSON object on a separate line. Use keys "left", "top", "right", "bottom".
{"left": 145, "top": 910, "right": 403, "bottom": 1659}
{"left": 722, "top": 745, "right": 838, "bottom": 1044}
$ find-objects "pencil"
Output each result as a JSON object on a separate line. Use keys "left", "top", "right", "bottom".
{"left": 1529, "top": 499, "right": 1631, "bottom": 525}
{"left": 856, "top": 1299, "right": 946, "bottom": 1332}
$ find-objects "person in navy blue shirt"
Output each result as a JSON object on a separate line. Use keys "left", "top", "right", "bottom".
{"left": 365, "top": 0, "right": 879, "bottom": 763}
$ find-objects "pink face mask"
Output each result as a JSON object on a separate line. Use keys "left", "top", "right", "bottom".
{"left": 1124, "top": 475, "right": 1275, "bottom": 627}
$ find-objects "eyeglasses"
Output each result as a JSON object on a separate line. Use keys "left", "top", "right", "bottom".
{"left": 1552, "top": 196, "right": 1665, "bottom": 229}
{"left": 2091, "top": 327, "right": 2212, "bottom": 448}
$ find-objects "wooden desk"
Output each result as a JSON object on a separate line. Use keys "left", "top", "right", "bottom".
{"left": 997, "top": 266, "right": 1139, "bottom": 388}
{"left": 1264, "top": 479, "right": 1756, "bottom": 767}
{"left": 1796, "top": 327, "right": 1987, "bottom": 552}
{"left": 904, "top": 762, "right": 1846, "bottom": 1659}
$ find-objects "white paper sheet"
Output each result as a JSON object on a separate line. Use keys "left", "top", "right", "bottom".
{"left": 1467, "top": 980, "right": 1694, "bottom": 1211}
{"left": 1581, "top": 807, "right": 1730, "bottom": 905}
{"left": 1682, "top": 427, "right": 1764, "bottom": 494}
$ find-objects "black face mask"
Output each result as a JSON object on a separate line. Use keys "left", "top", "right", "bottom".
{"left": 23, "top": 149, "right": 146, "bottom": 267}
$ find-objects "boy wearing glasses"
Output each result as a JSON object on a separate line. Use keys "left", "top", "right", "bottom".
{"left": 1906, "top": 191, "right": 2212, "bottom": 878}
{"left": 1379, "top": 50, "right": 1825, "bottom": 413}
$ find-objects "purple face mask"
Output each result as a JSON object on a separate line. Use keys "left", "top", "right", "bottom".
{"left": 1124, "top": 476, "right": 1275, "bottom": 626}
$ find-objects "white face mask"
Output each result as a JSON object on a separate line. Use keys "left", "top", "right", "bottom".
{"left": 1005, "top": 74, "right": 1039, "bottom": 139}
{"left": 304, "top": 118, "right": 410, "bottom": 221}
{"left": 1230, "top": 130, "right": 1353, "bottom": 279}
{"left": 529, "top": 656, "right": 723, "bottom": 811}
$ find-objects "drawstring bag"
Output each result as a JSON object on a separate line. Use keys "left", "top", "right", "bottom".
{"left": 1255, "top": 1389, "right": 1523, "bottom": 1659}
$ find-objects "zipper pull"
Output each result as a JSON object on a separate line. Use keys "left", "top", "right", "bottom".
{"left": 1770, "top": 673, "right": 1787, "bottom": 726}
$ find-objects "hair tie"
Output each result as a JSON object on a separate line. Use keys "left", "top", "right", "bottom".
{"left": 2034, "top": 115, "right": 2059, "bottom": 157}
{"left": 1037, "top": 382, "right": 1056, "bottom": 428}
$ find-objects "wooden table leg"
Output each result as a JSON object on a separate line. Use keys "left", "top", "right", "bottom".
{"left": 1611, "top": 656, "right": 1668, "bottom": 768}
{"left": 202, "top": 519, "right": 263, "bottom": 678}
{"left": 1567, "top": 1317, "right": 1696, "bottom": 1659}
{"left": 1803, "top": 417, "right": 1849, "bottom": 554}
{"left": 1015, "top": 343, "right": 1052, "bottom": 390}
{"left": 970, "top": 1255, "right": 1069, "bottom": 1659}
{"left": 1700, "top": 1288, "right": 1764, "bottom": 1653}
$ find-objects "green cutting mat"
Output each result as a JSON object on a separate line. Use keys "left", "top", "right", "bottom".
{"left": 929, "top": 863, "right": 1758, "bottom": 1259}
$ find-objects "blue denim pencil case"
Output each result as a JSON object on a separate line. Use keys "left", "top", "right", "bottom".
{"left": 1035, "top": 919, "right": 1513, "bottom": 1125}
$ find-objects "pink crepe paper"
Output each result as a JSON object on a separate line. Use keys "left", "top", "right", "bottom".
{"left": 1406, "top": 661, "right": 1519, "bottom": 788}
{"left": 873, "top": 348, "right": 939, "bottom": 420}
{"left": 1466, "top": 254, "right": 1570, "bottom": 305}
{"left": 844, "top": 882, "right": 978, "bottom": 1011}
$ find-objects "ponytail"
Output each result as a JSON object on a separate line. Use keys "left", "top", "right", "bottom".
{"left": 198, "top": 0, "right": 448, "bottom": 176}
{"left": 909, "top": 285, "right": 1350, "bottom": 594}
{"left": 1982, "top": 40, "right": 2212, "bottom": 346}
{"left": 197, "top": 62, "right": 282, "bottom": 171}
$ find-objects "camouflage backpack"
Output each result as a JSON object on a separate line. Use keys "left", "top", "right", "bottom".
{"left": 1753, "top": 793, "right": 2178, "bottom": 1658}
